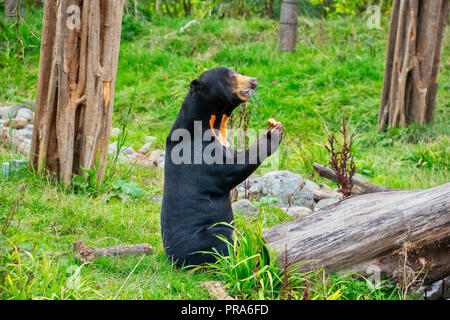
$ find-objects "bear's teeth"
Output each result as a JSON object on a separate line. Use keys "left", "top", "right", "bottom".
{"left": 240, "top": 89, "right": 254, "bottom": 97}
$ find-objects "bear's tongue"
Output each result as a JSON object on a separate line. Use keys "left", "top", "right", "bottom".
{"left": 209, "top": 114, "right": 230, "bottom": 147}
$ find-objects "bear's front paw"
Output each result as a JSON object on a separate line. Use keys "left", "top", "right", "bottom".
{"left": 267, "top": 123, "right": 283, "bottom": 147}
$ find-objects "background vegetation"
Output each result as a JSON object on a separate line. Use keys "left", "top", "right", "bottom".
{"left": 0, "top": 0, "right": 448, "bottom": 300}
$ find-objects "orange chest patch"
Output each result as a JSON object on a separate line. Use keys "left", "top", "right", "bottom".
{"left": 209, "top": 114, "right": 230, "bottom": 147}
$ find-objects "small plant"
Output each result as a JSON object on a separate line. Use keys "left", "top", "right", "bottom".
{"left": 1, "top": 184, "right": 25, "bottom": 234}
{"left": 228, "top": 102, "right": 253, "bottom": 150}
{"left": 396, "top": 242, "right": 427, "bottom": 300}
{"left": 110, "top": 179, "right": 144, "bottom": 201}
{"left": 325, "top": 115, "right": 355, "bottom": 197}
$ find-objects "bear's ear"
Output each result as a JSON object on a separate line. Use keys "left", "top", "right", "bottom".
{"left": 190, "top": 78, "right": 202, "bottom": 91}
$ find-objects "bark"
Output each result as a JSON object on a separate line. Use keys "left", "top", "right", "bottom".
{"left": 278, "top": 0, "right": 298, "bottom": 52}
{"left": 72, "top": 241, "right": 153, "bottom": 263}
{"left": 313, "top": 163, "right": 400, "bottom": 195}
{"left": 31, "top": 0, "right": 124, "bottom": 186}
{"left": 264, "top": 183, "right": 450, "bottom": 284}
{"left": 379, "top": 0, "right": 449, "bottom": 130}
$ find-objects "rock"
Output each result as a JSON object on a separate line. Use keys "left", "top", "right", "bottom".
{"left": 248, "top": 183, "right": 262, "bottom": 197}
{"left": 232, "top": 199, "right": 258, "bottom": 216}
{"left": 315, "top": 198, "right": 340, "bottom": 211}
{"left": 138, "top": 142, "right": 153, "bottom": 155}
{"left": 148, "top": 149, "right": 162, "bottom": 164}
{"left": 149, "top": 194, "right": 163, "bottom": 204}
{"left": 254, "top": 170, "right": 314, "bottom": 209}
{"left": 311, "top": 183, "right": 342, "bottom": 201}
{"left": 420, "top": 277, "right": 450, "bottom": 300}
{"left": 201, "top": 281, "right": 236, "bottom": 300}
{"left": 110, "top": 127, "right": 121, "bottom": 137}
{"left": 0, "top": 103, "right": 27, "bottom": 120}
{"left": 123, "top": 146, "right": 136, "bottom": 156}
{"left": 157, "top": 156, "right": 165, "bottom": 168}
{"left": 1, "top": 160, "right": 28, "bottom": 177}
{"left": 16, "top": 128, "right": 33, "bottom": 140}
{"left": 131, "top": 152, "right": 147, "bottom": 161}
{"left": 108, "top": 142, "right": 118, "bottom": 155}
{"left": 304, "top": 179, "right": 319, "bottom": 191}
{"left": 16, "top": 108, "right": 33, "bottom": 122}
{"left": 6, "top": 117, "right": 29, "bottom": 129}
{"left": 282, "top": 206, "right": 313, "bottom": 219}
{"left": 1, "top": 163, "right": 9, "bottom": 177}
{"left": 145, "top": 136, "right": 157, "bottom": 144}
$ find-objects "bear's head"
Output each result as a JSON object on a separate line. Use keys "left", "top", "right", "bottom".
{"left": 189, "top": 67, "right": 257, "bottom": 147}
{"left": 190, "top": 67, "right": 257, "bottom": 116}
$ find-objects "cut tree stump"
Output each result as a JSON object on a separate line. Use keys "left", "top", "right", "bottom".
{"left": 263, "top": 183, "right": 450, "bottom": 284}
{"left": 378, "top": 0, "right": 449, "bottom": 129}
{"left": 72, "top": 241, "right": 153, "bottom": 263}
{"left": 31, "top": 0, "right": 125, "bottom": 186}
{"left": 313, "top": 162, "right": 401, "bottom": 195}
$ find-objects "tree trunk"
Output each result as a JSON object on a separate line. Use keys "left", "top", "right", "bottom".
{"left": 379, "top": 0, "right": 449, "bottom": 130}
{"left": 263, "top": 183, "right": 450, "bottom": 285}
{"left": 30, "top": 0, "right": 124, "bottom": 186}
{"left": 278, "top": 0, "right": 298, "bottom": 52}
{"left": 5, "top": 0, "right": 23, "bottom": 19}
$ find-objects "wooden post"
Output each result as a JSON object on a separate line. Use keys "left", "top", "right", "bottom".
{"left": 31, "top": 0, "right": 125, "bottom": 186}
{"left": 278, "top": 0, "right": 298, "bottom": 52}
{"left": 378, "top": 0, "right": 449, "bottom": 130}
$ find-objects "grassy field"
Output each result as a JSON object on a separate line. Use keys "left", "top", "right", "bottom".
{"left": 0, "top": 7, "right": 448, "bottom": 300}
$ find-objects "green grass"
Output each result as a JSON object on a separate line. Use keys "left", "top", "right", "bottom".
{"left": 0, "top": 7, "right": 448, "bottom": 300}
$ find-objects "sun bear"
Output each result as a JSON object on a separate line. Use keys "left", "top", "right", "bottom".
{"left": 160, "top": 67, "right": 282, "bottom": 267}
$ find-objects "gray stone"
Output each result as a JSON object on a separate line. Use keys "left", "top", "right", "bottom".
{"left": 304, "top": 179, "right": 319, "bottom": 191}
{"left": 254, "top": 171, "right": 314, "bottom": 209}
{"left": 248, "top": 183, "right": 262, "bottom": 197}
{"left": 108, "top": 141, "right": 118, "bottom": 155}
{"left": 282, "top": 206, "right": 313, "bottom": 219}
{"left": 157, "top": 156, "right": 165, "bottom": 168}
{"left": 16, "top": 108, "right": 33, "bottom": 122}
{"left": 232, "top": 199, "right": 258, "bottom": 216}
{"left": 123, "top": 146, "right": 136, "bottom": 156}
{"left": 110, "top": 127, "right": 121, "bottom": 137}
{"left": 145, "top": 136, "right": 157, "bottom": 144}
{"left": 311, "top": 183, "right": 342, "bottom": 201}
{"left": 420, "top": 277, "right": 450, "bottom": 300}
{"left": 149, "top": 150, "right": 162, "bottom": 164}
{"left": 138, "top": 142, "right": 153, "bottom": 155}
{"left": 10, "top": 117, "right": 29, "bottom": 129}
{"left": 315, "top": 198, "right": 340, "bottom": 211}
{"left": 1, "top": 160, "right": 28, "bottom": 177}
{"left": 0, "top": 103, "right": 27, "bottom": 120}
{"left": 16, "top": 128, "right": 33, "bottom": 140}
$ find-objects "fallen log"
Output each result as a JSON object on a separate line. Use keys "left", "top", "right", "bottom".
{"left": 263, "top": 183, "right": 450, "bottom": 284}
{"left": 72, "top": 241, "right": 153, "bottom": 263}
{"left": 313, "top": 162, "right": 400, "bottom": 194}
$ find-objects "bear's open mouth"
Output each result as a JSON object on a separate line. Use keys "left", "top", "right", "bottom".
{"left": 233, "top": 73, "right": 257, "bottom": 102}
{"left": 239, "top": 89, "right": 255, "bottom": 98}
